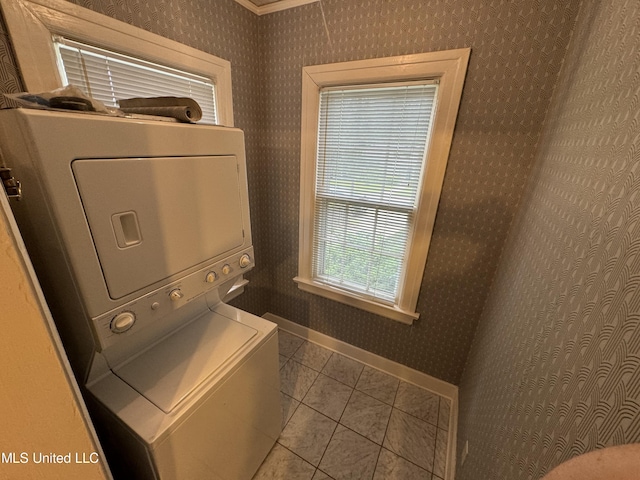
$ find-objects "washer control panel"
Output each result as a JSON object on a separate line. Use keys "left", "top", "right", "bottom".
{"left": 92, "top": 247, "right": 254, "bottom": 349}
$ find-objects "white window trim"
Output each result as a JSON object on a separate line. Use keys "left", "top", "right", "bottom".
{"left": 295, "top": 49, "right": 470, "bottom": 324}
{"left": 0, "top": 0, "right": 234, "bottom": 126}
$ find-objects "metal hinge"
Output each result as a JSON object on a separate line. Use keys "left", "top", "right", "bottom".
{"left": 1, "top": 167, "right": 22, "bottom": 200}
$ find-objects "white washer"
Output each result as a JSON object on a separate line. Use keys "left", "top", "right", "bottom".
{"left": 88, "top": 303, "right": 280, "bottom": 480}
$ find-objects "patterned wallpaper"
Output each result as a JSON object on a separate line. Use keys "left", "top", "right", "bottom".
{"left": 258, "top": 0, "right": 581, "bottom": 383}
{"left": 457, "top": 1, "right": 640, "bottom": 478}
{"left": 0, "top": 8, "right": 23, "bottom": 97}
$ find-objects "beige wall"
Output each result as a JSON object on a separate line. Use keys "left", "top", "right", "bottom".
{"left": 0, "top": 198, "right": 108, "bottom": 480}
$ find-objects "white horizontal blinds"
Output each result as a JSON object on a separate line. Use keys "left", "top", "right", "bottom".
{"left": 314, "top": 83, "right": 438, "bottom": 302}
{"left": 54, "top": 38, "right": 217, "bottom": 124}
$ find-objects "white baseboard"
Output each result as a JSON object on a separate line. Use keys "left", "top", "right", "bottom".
{"left": 263, "top": 312, "right": 458, "bottom": 480}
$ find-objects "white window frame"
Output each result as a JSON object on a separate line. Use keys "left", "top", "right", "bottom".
{"left": 295, "top": 49, "right": 470, "bottom": 324}
{"left": 0, "top": 0, "right": 234, "bottom": 126}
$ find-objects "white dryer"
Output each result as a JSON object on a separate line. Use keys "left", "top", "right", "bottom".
{"left": 0, "top": 109, "right": 281, "bottom": 479}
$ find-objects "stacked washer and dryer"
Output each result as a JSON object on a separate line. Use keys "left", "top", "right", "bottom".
{"left": 0, "top": 108, "right": 281, "bottom": 479}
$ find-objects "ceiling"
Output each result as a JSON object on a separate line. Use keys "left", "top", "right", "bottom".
{"left": 234, "top": 0, "right": 318, "bottom": 15}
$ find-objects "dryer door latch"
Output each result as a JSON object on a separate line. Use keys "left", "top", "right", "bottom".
{"left": 0, "top": 167, "right": 21, "bottom": 200}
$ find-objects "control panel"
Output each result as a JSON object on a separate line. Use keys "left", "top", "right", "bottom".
{"left": 92, "top": 247, "right": 254, "bottom": 349}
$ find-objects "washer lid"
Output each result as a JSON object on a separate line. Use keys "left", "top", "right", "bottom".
{"left": 113, "top": 310, "right": 257, "bottom": 413}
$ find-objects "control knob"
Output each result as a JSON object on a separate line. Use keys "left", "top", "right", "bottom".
{"left": 239, "top": 254, "right": 252, "bottom": 268}
{"left": 222, "top": 264, "right": 232, "bottom": 275}
{"left": 169, "top": 288, "right": 184, "bottom": 301}
{"left": 205, "top": 271, "right": 218, "bottom": 283}
{"left": 111, "top": 311, "right": 135, "bottom": 333}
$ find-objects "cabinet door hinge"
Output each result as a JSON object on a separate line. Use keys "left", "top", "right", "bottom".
{"left": 1, "top": 167, "right": 22, "bottom": 200}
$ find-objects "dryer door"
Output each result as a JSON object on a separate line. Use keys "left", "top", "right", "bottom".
{"left": 73, "top": 155, "right": 245, "bottom": 299}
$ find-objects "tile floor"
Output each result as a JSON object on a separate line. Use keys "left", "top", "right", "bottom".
{"left": 253, "top": 330, "right": 451, "bottom": 480}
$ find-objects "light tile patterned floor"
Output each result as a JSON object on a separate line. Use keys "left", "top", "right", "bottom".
{"left": 253, "top": 330, "right": 451, "bottom": 480}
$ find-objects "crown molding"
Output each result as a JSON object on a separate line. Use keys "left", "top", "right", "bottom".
{"left": 234, "top": 0, "right": 318, "bottom": 16}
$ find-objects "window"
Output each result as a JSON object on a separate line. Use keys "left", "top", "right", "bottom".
{"left": 55, "top": 38, "right": 218, "bottom": 124}
{"left": 0, "top": 0, "right": 233, "bottom": 126}
{"left": 295, "top": 50, "right": 470, "bottom": 324}
{"left": 314, "top": 82, "right": 437, "bottom": 302}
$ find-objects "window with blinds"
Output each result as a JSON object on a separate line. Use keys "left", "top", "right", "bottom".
{"left": 54, "top": 37, "right": 218, "bottom": 124}
{"left": 297, "top": 52, "right": 469, "bottom": 324}
{"left": 313, "top": 83, "right": 438, "bottom": 303}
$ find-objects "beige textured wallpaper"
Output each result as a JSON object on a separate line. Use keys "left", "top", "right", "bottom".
{"left": 457, "top": 1, "right": 640, "bottom": 478}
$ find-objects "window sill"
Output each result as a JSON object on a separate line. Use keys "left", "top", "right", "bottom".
{"left": 293, "top": 276, "right": 418, "bottom": 325}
